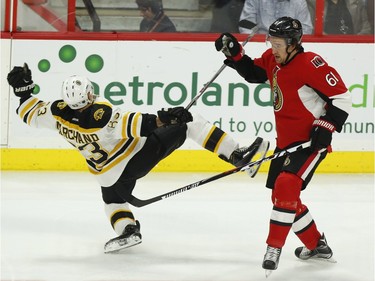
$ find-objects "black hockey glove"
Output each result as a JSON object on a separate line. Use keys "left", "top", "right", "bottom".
{"left": 157, "top": 107, "right": 193, "bottom": 125}
{"left": 310, "top": 116, "right": 336, "bottom": 151}
{"left": 7, "top": 63, "right": 35, "bottom": 97}
{"left": 215, "top": 33, "right": 243, "bottom": 61}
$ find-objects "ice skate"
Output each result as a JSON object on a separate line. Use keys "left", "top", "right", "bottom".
{"left": 294, "top": 233, "right": 336, "bottom": 263}
{"left": 104, "top": 220, "right": 142, "bottom": 253}
{"left": 262, "top": 246, "right": 282, "bottom": 278}
{"left": 223, "top": 137, "right": 269, "bottom": 176}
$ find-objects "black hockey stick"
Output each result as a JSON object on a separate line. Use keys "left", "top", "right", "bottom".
{"left": 128, "top": 141, "right": 311, "bottom": 207}
{"left": 185, "top": 21, "right": 258, "bottom": 110}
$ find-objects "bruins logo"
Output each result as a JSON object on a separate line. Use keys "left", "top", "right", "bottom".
{"left": 57, "top": 101, "right": 67, "bottom": 109}
{"left": 94, "top": 108, "right": 105, "bottom": 121}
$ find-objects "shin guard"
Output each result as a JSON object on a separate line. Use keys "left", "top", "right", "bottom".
{"left": 105, "top": 203, "right": 136, "bottom": 235}
{"left": 292, "top": 204, "right": 321, "bottom": 250}
{"left": 186, "top": 113, "right": 238, "bottom": 158}
{"left": 266, "top": 172, "right": 302, "bottom": 248}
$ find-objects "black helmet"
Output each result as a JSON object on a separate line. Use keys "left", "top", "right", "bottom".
{"left": 268, "top": 17, "right": 303, "bottom": 46}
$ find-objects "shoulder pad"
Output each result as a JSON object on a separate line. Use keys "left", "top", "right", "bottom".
{"left": 51, "top": 100, "right": 73, "bottom": 115}
{"left": 86, "top": 102, "right": 113, "bottom": 128}
{"left": 304, "top": 52, "right": 327, "bottom": 69}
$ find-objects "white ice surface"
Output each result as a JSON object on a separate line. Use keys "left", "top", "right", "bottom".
{"left": 1, "top": 171, "right": 374, "bottom": 281}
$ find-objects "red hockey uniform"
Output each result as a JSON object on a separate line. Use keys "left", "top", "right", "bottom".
{"left": 253, "top": 48, "right": 351, "bottom": 148}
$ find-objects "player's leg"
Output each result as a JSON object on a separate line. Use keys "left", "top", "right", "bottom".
{"left": 118, "top": 124, "right": 188, "bottom": 181}
{"left": 291, "top": 149, "right": 334, "bottom": 261}
{"left": 293, "top": 202, "right": 334, "bottom": 261}
{"left": 263, "top": 171, "right": 303, "bottom": 273}
{"left": 262, "top": 146, "right": 329, "bottom": 274}
{"left": 186, "top": 113, "right": 269, "bottom": 167}
{"left": 100, "top": 126, "right": 188, "bottom": 253}
{"left": 101, "top": 182, "right": 142, "bottom": 253}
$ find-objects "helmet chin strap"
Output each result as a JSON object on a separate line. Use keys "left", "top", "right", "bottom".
{"left": 282, "top": 45, "right": 297, "bottom": 65}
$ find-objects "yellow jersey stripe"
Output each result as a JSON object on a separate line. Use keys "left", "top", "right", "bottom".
{"left": 88, "top": 138, "right": 140, "bottom": 175}
{"left": 122, "top": 112, "right": 131, "bottom": 139}
{"left": 20, "top": 98, "right": 38, "bottom": 119}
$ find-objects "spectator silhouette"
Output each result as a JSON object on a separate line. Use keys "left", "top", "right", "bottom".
{"left": 136, "top": 0, "right": 176, "bottom": 32}
{"left": 210, "top": 0, "right": 245, "bottom": 33}
{"left": 323, "top": 0, "right": 372, "bottom": 34}
{"left": 238, "top": 0, "right": 313, "bottom": 34}
{"left": 366, "top": 0, "right": 374, "bottom": 33}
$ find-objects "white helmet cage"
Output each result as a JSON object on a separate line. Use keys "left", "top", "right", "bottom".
{"left": 61, "top": 75, "right": 96, "bottom": 109}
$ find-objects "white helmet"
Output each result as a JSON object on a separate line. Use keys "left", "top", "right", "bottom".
{"left": 61, "top": 75, "right": 95, "bottom": 109}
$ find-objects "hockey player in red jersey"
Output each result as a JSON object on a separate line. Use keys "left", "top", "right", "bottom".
{"left": 7, "top": 63, "right": 269, "bottom": 253}
{"left": 215, "top": 17, "right": 351, "bottom": 275}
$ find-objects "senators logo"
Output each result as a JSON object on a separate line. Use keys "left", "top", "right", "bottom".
{"left": 94, "top": 108, "right": 105, "bottom": 121}
{"left": 272, "top": 66, "right": 283, "bottom": 112}
{"left": 273, "top": 84, "right": 283, "bottom": 112}
{"left": 283, "top": 156, "right": 291, "bottom": 166}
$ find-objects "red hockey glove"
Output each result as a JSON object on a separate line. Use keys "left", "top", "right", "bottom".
{"left": 215, "top": 33, "right": 244, "bottom": 61}
{"left": 157, "top": 107, "right": 193, "bottom": 125}
{"left": 7, "top": 63, "right": 35, "bottom": 97}
{"left": 310, "top": 117, "right": 336, "bottom": 151}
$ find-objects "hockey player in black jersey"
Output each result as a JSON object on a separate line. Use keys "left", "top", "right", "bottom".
{"left": 7, "top": 63, "right": 269, "bottom": 253}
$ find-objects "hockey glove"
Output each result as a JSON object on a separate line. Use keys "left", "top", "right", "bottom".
{"left": 215, "top": 33, "right": 243, "bottom": 61}
{"left": 7, "top": 63, "right": 35, "bottom": 97}
{"left": 157, "top": 107, "right": 193, "bottom": 125}
{"left": 310, "top": 117, "right": 336, "bottom": 151}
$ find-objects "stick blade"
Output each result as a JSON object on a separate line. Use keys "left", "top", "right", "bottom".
{"left": 238, "top": 20, "right": 257, "bottom": 30}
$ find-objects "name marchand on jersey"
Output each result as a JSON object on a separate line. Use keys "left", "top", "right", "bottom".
{"left": 48, "top": 101, "right": 111, "bottom": 145}
{"left": 56, "top": 121, "right": 99, "bottom": 145}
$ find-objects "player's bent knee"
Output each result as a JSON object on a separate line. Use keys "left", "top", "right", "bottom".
{"left": 272, "top": 172, "right": 303, "bottom": 209}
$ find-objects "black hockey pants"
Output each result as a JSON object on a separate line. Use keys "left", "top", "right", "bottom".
{"left": 101, "top": 124, "right": 187, "bottom": 204}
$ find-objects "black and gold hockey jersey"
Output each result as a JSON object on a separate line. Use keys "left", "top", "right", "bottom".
{"left": 17, "top": 96, "right": 150, "bottom": 187}
{"left": 16, "top": 96, "right": 241, "bottom": 187}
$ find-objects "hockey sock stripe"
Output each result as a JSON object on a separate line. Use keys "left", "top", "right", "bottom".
{"left": 268, "top": 209, "right": 294, "bottom": 248}
{"left": 293, "top": 219, "right": 315, "bottom": 235}
{"left": 110, "top": 210, "right": 135, "bottom": 228}
{"left": 270, "top": 206, "right": 296, "bottom": 225}
{"left": 270, "top": 219, "right": 293, "bottom": 227}
{"left": 292, "top": 208, "right": 314, "bottom": 233}
{"left": 203, "top": 127, "right": 226, "bottom": 153}
{"left": 295, "top": 206, "right": 309, "bottom": 220}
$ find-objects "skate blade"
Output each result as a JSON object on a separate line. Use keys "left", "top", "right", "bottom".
{"left": 104, "top": 236, "right": 142, "bottom": 254}
{"left": 247, "top": 140, "right": 270, "bottom": 177}
{"left": 299, "top": 256, "right": 337, "bottom": 264}
{"left": 265, "top": 269, "right": 273, "bottom": 278}
{"left": 311, "top": 256, "right": 337, "bottom": 263}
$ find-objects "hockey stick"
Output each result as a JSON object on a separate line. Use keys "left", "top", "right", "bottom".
{"left": 128, "top": 141, "right": 311, "bottom": 207}
{"left": 185, "top": 21, "right": 258, "bottom": 110}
